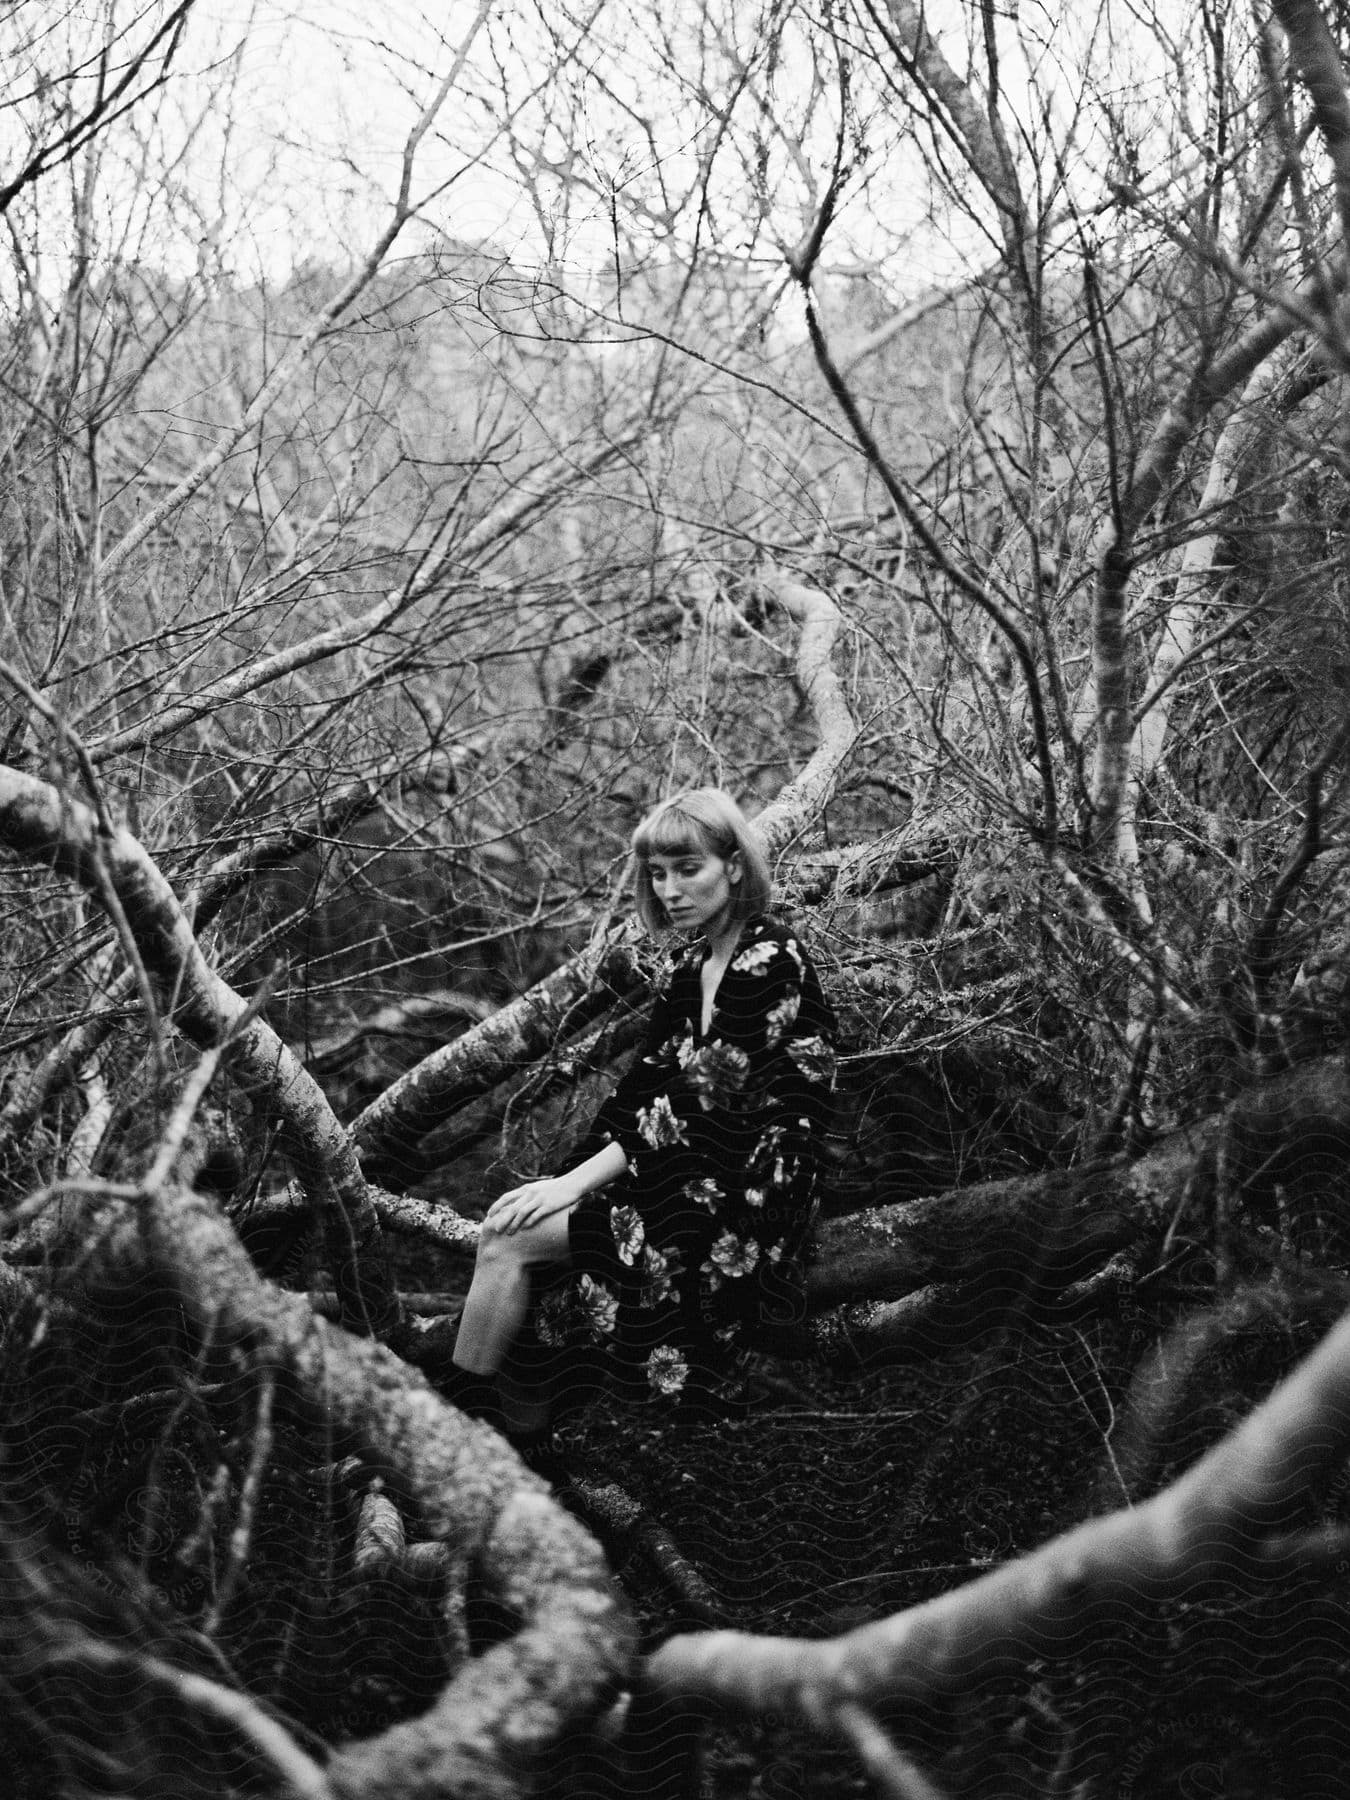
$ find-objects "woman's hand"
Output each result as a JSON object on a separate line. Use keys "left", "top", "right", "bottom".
{"left": 482, "top": 1143, "right": 628, "bottom": 1236}
{"left": 482, "top": 1175, "right": 581, "bottom": 1236}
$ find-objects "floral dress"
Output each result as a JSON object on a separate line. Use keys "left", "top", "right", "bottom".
{"left": 537, "top": 914, "right": 837, "bottom": 1404}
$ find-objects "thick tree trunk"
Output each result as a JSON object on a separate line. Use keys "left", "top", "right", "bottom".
{"left": 848, "top": 1049, "right": 1344, "bottom": 1263}
{"left": 352, "top": 928, "right": 652, "bottom": 1184}
{"left": 803, "top": 1052, "right": 1350, "bottom": 1359}
{"left": 71, "top": 1181, "right": 634, "bottom": 1800}
{"left": 333, "top": 1057, "right": 1350, "bottom": 1374}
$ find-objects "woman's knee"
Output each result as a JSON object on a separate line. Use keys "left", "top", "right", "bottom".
{"left": 477, "top": 1216, "right": 566, "bottom": 1271}
{"left": 475, "top": 1217, "right": 526, "bottom": 1270}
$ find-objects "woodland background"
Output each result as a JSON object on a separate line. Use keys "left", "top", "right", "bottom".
{"left": 5, "top": 1, "right": 1350, "bottom": 1795}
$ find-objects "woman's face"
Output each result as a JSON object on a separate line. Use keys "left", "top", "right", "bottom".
{"left": 646, "top": 843, "right": 741, "bottom": 936}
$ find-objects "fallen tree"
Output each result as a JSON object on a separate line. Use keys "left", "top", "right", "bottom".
{"left": 6, "top": 554, "right": 1350, "bottom": 1799}
{"left": 350, "top": 571, "right": 864, "bottom": 1181}
{"left": 0, "top": 1177, "right": 634, "bottom": 1800}
{"left": 641, "top": 1264, "right": 1350, "bottom": 1797}
{"left": 220, "top": 1046, "right": 1350, "bottom": 1385}
{"left": 0, "top": 761, "right": 403, "bottom": 1340}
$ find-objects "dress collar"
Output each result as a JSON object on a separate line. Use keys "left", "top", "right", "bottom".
{"left": 679, "top": 911, "right": 770, "bottom": 966}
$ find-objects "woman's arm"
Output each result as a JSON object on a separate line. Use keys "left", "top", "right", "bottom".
{"left": 482, "top": 1139, "right": 630, "bottom": 1235}
{"left": 581, "top": 957, "right": 687, "bottom": 1167}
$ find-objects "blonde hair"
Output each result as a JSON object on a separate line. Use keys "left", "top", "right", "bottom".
{"left": 631, "top": 787, "right": 772, "bottom": 932}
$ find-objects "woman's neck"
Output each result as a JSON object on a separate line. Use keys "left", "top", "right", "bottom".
{"left": 701, "top": 912, "right": 743, "bottom": 961}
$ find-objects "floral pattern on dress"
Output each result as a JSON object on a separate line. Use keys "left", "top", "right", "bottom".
{"left": 535, "top": 1289, "right": 570, "bottom": 1347}
{"left": 731, "top": 939, "right": 779, "bottom": 975}
{"left": 636, "top": 1093, "right": 689, "bottom": 1148}
{"left": 702, "top": 1228, "right": 760, "bottom": 1291}
{"left": 787, "top": 1035, "right": 836, "bottom": 1084}
{"left": 578, "top": 1274, "right": 618, "bottom": 1339}
{"left": 646, "top": 1345, "right": 690, "bottom": 1396}
{"left": 682, "top": 1176, "right": 725, "bottom": 1210}
{"left": 610, "top": 1204, "right": 645, "bottom": 1266}
{"left": 763, "top": 989, "right": 801, "bottom": 1046}
{"left": 678, "top": 1040, "right": 751, "bottom": 1111}
{"left": 560, "top": 913, "right": 837, "bottom": 1407}
{"left": 639, "top": 1242, "right": 682, "bottom": 1308}
{"left": 749, "top": 1123, "right": 793, "bottom": 1186}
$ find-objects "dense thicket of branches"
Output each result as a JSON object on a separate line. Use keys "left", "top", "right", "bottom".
{"left": 4, "top": 1, "right": 1350, "bottom": 1795}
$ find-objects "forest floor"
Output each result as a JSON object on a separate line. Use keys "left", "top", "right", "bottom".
{"left": 375, "top": 1163, "right": 1350, "bottom": 1800}
{"left": 11, "top": 1206, "right": 1350, "bottom": 1799}
{"left": 535, "top": 1295, "right": 1350, "bottom": 1800}
{"left": 550, "top": 1317, "right": 1115, "bottom": 1800}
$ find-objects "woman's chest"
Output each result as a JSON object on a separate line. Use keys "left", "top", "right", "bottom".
{"left": 669, "top": 963, "right": 762, "bottom": 1048}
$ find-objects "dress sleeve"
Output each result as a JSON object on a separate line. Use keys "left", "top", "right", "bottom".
{"left": 707, "top": 932, "right": 837, "bottom": 1334}
{"left": 750, "top": 937, "right": 837, "bottom": 1131}
{"left": 584, "top": 973, "right": 683, "bottom": 1172}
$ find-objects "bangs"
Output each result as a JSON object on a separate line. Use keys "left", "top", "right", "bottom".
{"left": 635, "top": 809, "right": 713, "bottom": 860}
{"left": 630, "top": 785, "right": 771, "bottom": 931}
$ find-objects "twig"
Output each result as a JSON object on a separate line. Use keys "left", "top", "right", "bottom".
{"left": 1050, "top": 857, "right": 1197, "bottom": 1022}
{"left": 93, "top": 0, "right": 494, "bottom": 595}
{"left": 1246, "top": 718, "right": 1350, "bottom": 1006}
{"left": 353, "top": 1482, "right": 406, "bottom": 1577}
{"left": 143, "top": 968, "right": 276, "bottom": 1192}
{"left": 1057, "top": 1327, "right": 1131, "bottom": 1507}
{"left": 41, "top": 1641, "right": 333, "bottom": 1800}
{"left": 0, "top": 1175, "right": 141, "bottom": 1240}
{"left": 0, "top": 662, "right": 167, "bottom": 1070}
{"left": 203, "top": 1359, "right": 275, "bottom": 1635}
{"left": 64, "top": 1054, "right": 112, "bottom": 1177}
{"left": 175, "top": 1459, "right": 232, "bottom": 1586}
{"left": 568, "top": 1478, "right": 728, "bottom": 1626}
{"left": 805, "top": 289, "right": 1058, "bottom": 845}
{"left": 834, "top": 1702, "right": 952, "bottom": 1800}
{"left": 143, "top": 1045, "right": 229, "bottom": 1192}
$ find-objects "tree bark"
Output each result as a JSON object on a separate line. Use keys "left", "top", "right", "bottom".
{"left": 1273, "top": 0, "right": 1350, "bottom": 251}
{"left": 803, "top": 1052, "right": 1350, "bottom": 1349}
{"left": 1085, "top": 303, "right": 1308, "bottom": 842}
{"left": 644, "top": 1258, "right": 1350, "bottom": 1774}
{"left": 352, "top": 1055, "right": 1350, "bottom": 1362}
{"left": 73, "top": 1181, "right": 634, "bottom": 1800}
{"left": 0, "top": 781, "right": 386, "bottom": 1167}
{"left": 0, "top": 763, "right": 400, "bottom": 1336}
{"left": 352, "top": 925, "right": 653, "bottom": 1183}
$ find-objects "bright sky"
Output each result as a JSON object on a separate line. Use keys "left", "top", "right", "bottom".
{"left": 4, "top": 0, "right": 1214, "bottom": 300}
{"left": 183, "top": 0, "right": 952, "bottom": 282}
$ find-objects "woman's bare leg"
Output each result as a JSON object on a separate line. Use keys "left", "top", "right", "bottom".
{"left": 452, "top": 1211, "right": 572, "bottom": 1376}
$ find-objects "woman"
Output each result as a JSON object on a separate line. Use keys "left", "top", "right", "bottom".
{"left": 447, "top": 787, "right": 836, "bottom": 1437}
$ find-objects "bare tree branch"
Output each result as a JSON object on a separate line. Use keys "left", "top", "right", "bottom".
{"left": 0, "top": 762, "right": 399, "bottom": 1335}
{"left": 752, "top": 572, "right": 857, "bottom": 852}
{"left": 0, "top": 3, "right": 197, "bottom": 215}
{"left": 75, "top": 1179, "right": 634, "bottom": 1800}
{"left": 1273, "top": 0, "right": 1350, "bottom": 251}
{"left": 645, "top": 1268, "right": 1350, "bottom": 1747}
{"left": 94, "top": 0, "right": 493, "bottom": 588}
{"left": 1086, "top": 305, "right": 1308, "bottom": 841}
{"left": 354, "top": 577, "right": 859, "bottom": 1171}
